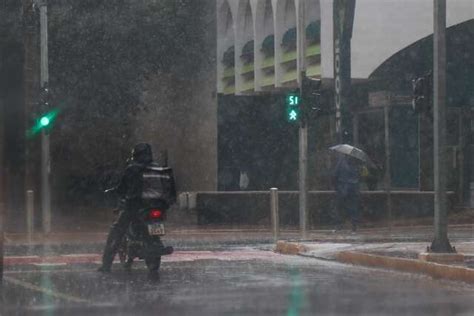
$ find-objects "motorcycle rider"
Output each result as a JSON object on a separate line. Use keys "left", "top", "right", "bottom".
{"left": 98, "top": 143, "right": 175, "bottom": 272}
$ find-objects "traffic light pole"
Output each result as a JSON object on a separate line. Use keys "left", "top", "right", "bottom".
{"left": 430, "top": 0, "right": 453, "bottom": 252}
{"left": 39, "top": 0, "right": 51, "bottom": 234}
{"left": 297, "top": 0, "right": 308, "bottom": 239}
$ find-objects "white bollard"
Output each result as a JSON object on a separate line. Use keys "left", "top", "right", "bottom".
{"left": 26, "top": 190, "right": 34, "bottom": 243}
{"left": 270, "top": 188, "right": 279, "bottom": 241}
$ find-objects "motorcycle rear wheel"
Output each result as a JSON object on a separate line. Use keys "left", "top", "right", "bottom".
{"left": 145, "top": 256, "right": 161, "bottom": 273}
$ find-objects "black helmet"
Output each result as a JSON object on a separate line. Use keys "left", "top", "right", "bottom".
{"left": 131, "top": 143, "right": 153, "bottom": 164}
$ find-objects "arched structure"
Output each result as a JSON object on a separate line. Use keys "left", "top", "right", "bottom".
{"left": 217, "top": 0, "right": 322, "bottom": 94}
{"left": 236, "top": 0, "right": 254, "bottom": 94}
{"left": 217, "top": 0, "right": 236, "bottom": 94}
{"left": 254, "top": 0, "right": 274, "bottom": 91}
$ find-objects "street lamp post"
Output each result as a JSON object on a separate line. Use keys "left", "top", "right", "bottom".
{"left": 431, "top": 0, "right": 454, "bottom": 253}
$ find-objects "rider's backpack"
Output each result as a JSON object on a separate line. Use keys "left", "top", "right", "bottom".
{"left": 141, "top": 164, "right": 177, "bottom": 206}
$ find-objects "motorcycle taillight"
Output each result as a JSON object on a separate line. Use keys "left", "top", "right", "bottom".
{"left": 149, "top": 209, "right": 163, "bottom": 219}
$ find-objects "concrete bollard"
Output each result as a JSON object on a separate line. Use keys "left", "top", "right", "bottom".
{"left": 187, "top": 192, "right": 197, "bottom": 209}
{"left": 270, "top": 188, "right": 279, "bottom": 242}
{"left": 26, "top": 190, "right": 34, "bottom": 243}
{"left": 178, "top": 192, "right": 188, "bottom": 210}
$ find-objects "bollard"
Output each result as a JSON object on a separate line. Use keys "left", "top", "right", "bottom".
{"left": 178, "top": 192, "right": 188, "bottom": 210}
{"left": 270, "top": 188, "right": 279, "bottom": 241}
{"left": 187, "top": 192, "right": 197, "bottom": 209}
{"left": 0, "top": 202, "right": 4, "bottom": 283}
{"left": 26, "top": 190, "right": 34, "bottom": 243}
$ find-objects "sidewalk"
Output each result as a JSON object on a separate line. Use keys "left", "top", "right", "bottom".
{"left": 275, "top": 227, "right": 474, "bottom": 284}
{"left": 4, "top": 223, "right": 474, "bottom": 246}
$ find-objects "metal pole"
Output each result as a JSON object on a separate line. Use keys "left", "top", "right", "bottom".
{"left": 26, "top": 191, "right": 34, "bottom": 243}
{"left": 39, "top": 1, "right": 51, "bottom": 234}
{"left": 353, "top": 113, "right": 359, "bottom": 146}
{"left": 431, "top": 0, "right": 453, "bottom": 252}
{"left": 0, "top": 202, "right": 4, "bottom": 283}
{"left": 297, "top": 0, "right": 308, "bottom": 239}
{"left": 384, "top": 106, "right": 392, "bottom": 232}
{"left": 270, "top": 188, "right": 280, "bottom": 241}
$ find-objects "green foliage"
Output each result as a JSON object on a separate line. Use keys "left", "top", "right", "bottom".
{"left": 306, "top": 21, "right": 321, "bottom": 44}
{"left": 222, "top": 46, "right": 235, "bottom": 68}
{"left": 282, "top": 27, "right": 296, "bottom": 51}
{"left": 261, "top": 34, "right": 274, "bottom": 57}
{"left": 240, "top": 40, "right": 254, "bottom": 63}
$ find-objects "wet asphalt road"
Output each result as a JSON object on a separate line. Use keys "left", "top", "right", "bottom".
{"left": 2, "top": 247, "right": 474, "bottom": 316}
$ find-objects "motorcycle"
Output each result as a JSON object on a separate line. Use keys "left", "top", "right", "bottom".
{"left": 104, "top": 164, "right": 176, "bottom": 273}
{"left": 114, "top": 199, "right": 174, "bottom": 273}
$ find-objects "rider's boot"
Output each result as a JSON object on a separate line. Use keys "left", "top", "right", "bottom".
{"left": 124, "top": 258, "right": 133, "bottom": 272}
{"left": 98, "top": 227, "right": 122, "bottom": 272}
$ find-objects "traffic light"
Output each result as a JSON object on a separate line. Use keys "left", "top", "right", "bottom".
{"left": 27, "top": 86, "right": 59, "bottom": 137}
{"left": 285, "top": 75, "right": 329, "bottom": 124}
{"left": 28, "top": 109, "right": 59, "bottom": 137}
{"left": 285, "top": 91, "right": 301, "bottom": 123}
{"left": 301, "top": 75, "right": 330, "bottom": 120}
{"left": 40, "top": 115, "right": 51, "bottom": 128}
{"left": 412, "top": 73, "right": 432, "bottom": 115}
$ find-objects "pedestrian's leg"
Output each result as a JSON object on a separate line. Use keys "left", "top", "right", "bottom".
{"left": 332, "top": 192, "right": 344, "bottom": 229}
{"left": 99, "top": 211, "right": 130, "bottom": 272}
{"left": 347, "top": 188, "right": 360, "bottom": 232}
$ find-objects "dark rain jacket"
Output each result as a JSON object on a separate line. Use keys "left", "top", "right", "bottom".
{"left": 115, "top": 143, "right": 153, "bottom": 211}
{"left": 333, "top": 156, "right": 361, "bottom": 197}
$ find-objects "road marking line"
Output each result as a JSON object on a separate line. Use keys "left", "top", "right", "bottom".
{"left": 4, "top": 268, "right": 98, "bottom": 275}
{"left": 4, "top": 250, "right": 284, "bottom": 266}
{"left": 33, "top": 263, "right": 68, "bottom": 267}
{"left": 3, "top": 276, "right": 93, "bottom": 304}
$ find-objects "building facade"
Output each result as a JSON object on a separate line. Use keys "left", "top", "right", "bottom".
{"left": 215, "top": 0, "right": 474, "bottom": 216}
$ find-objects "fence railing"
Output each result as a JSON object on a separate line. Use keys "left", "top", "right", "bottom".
{"left": 179, "top": 189, "right": 456, "bottom": 241}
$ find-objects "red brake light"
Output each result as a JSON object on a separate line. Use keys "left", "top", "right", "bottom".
{"left": 149, "top": 209, "right": 163, "bottom": 219}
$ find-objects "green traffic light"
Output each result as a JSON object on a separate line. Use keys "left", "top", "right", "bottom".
{"left": 286, "top": 106, "right": 300, "bottom": 122}
{"left": 40, "top": 116, "right": 51, "bottom": 127}
{"left": 285, "top": 91, "right": 301, "bottom": 123}
{"left": 289, "top": 109, "right": 298, "bottom": 121}
{"left": 286, "top": 93, "right": 300, "bottom": 106}
{"left": 27, "top": 108, "right": 59, "bottom": 138}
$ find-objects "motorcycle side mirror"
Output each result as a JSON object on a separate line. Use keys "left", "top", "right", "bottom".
{"left": 104, "top": 188, "right": 116, "bottom": 194}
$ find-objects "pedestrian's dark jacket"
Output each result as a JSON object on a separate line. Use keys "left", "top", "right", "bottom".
{"left": 334, "top": 155, "right": 360, "bottom": 185}
{"left": 333, "top": 156, "right": 361, "bottom": 198}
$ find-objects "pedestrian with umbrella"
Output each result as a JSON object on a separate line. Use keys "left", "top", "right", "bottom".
{"left": 329, "top": 144, "right": 375, "bottom": 232}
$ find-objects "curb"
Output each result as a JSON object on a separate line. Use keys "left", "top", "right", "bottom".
{"left": 336, "top": 251, "right": 474, "bottom": 284}
{"left": 274, "top": 241, "right": 307, "bottom": 255}
{"left": 274, "top": 241, "right": 474, "bottom": 284}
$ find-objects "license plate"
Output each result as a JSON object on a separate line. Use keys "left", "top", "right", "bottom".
{"left": 148, "top": 223, "right": 165, "bottom": 236}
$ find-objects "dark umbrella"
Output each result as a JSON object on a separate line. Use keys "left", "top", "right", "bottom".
{"left": 329, "top": 144, "right": 376, "bottom": 168}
